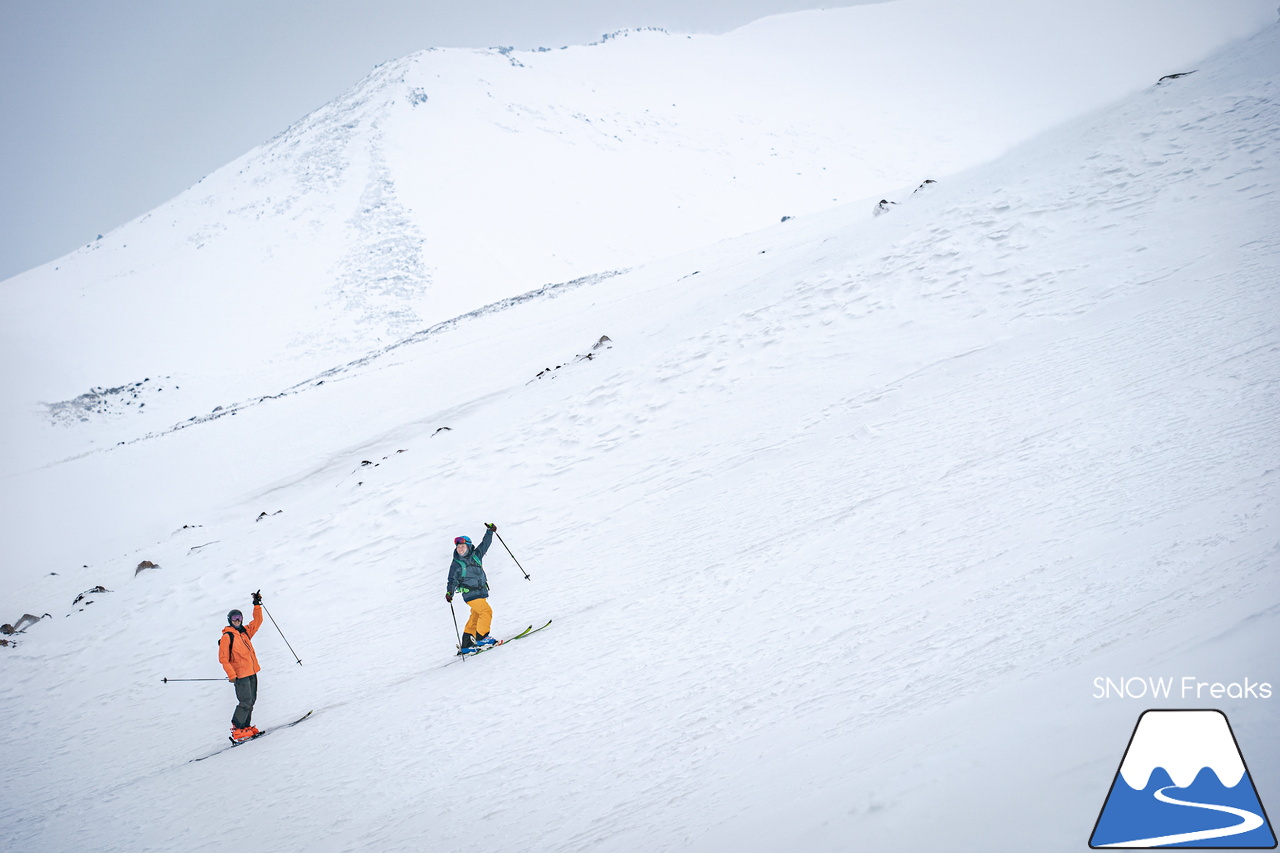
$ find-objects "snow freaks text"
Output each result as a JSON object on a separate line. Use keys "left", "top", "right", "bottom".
{"left": 1092, "top": 676, "right": 1273, "bottom": 701}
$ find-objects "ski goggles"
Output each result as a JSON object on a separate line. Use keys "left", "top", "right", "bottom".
{"left": 229, "top": 615, "right": 243, "bottom": 622}
{"left": 454, "top": 536, "right": 471, "bottom": 546}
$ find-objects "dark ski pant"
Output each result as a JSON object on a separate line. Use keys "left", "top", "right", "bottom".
{"left": 231, "top": 674, "right": 258, "bottom": 728}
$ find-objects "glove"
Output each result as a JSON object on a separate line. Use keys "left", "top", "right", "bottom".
{"left": 485, "top": 522, "right": 497, "bottom": 531}
{"left": 445, "top": 593, "right": 453, "bottom": 603}
{"left": 252, "top": 590, "right": 262, "bottom": 606}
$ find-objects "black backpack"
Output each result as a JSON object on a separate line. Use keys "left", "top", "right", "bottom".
{"left": 221, "top": 627, "right": 243, "bottom": 659}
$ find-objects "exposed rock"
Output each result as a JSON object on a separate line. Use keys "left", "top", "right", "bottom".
{"left": 45, "top": 376, "right": 174, "bottom": 426}
{"left": 532, "top": 336, "right": 614, "bottom": 381}
{"left": 72, "top": 587, "right": 109, "bottom": 606}
{"left": 3, "top": 613, "right": 51, "bottom": 634}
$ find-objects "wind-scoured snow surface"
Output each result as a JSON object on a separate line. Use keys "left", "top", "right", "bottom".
{"left": 2, "top": 3, "right": 1279, "bottom": 852}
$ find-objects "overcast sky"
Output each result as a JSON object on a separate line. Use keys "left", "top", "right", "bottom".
{"left": 0, "top": 0, "right": 878, "bottom": 283}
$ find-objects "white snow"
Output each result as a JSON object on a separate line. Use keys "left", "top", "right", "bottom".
{"left": 1, "top": 2, "right": 1278, "bottom": 851}
{"left": 0, "top": 1, "right": 1271, "bottom": 426}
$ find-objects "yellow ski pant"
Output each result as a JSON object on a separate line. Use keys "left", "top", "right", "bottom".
{"left": 464, "top": 597, "right": 493, "bottom": 637}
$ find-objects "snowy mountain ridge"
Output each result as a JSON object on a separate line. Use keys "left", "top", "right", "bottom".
{"left": 1, "top": 0, "right": 1271, "bottom": 433}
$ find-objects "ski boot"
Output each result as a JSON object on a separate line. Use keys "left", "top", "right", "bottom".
{"left": 475, "top": 633, "right": 498, "bottom": 648}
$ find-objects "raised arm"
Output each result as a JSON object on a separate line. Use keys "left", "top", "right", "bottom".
{"left": 244, "top": 604, "right": 264, "bottom": 638}
{"left": 475, "top": 527, "right": 494, "bottom": 558}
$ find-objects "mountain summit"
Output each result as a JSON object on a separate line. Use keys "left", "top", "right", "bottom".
{"left": 1, "top": 0, "right": 1270, "bottom": 428}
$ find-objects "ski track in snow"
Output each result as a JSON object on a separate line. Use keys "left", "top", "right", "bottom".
{"left": 1, "top": 12, "right": 1279, "bottom": 853}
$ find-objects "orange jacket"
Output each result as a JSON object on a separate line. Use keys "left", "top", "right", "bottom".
{"left": 219, "top": 605, "right": 263, "bottom": 680}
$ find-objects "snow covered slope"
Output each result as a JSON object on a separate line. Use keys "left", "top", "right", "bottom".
{"left": 0, "top": 0, "right": 1270, "bottom": 445}
{"left": 2, "top": 5, "right": 1279, "bottom": 853}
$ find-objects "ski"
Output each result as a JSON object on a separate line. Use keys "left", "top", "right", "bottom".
{"left": 457, "top": 622, "right": 532, "bottom": 652}
{"left": 508, "top": 623, "right": 538, "bottom": 641}
{"left": 190, "top": 710, "right": 314, "bottom": 762}
{"left": 455, "top": 625, "right": 527, "bottom": 654}
{"left": 522, "top": 619, "right": 553, "bottom": 638}
{"left": 451, "top": 620, "right": 552, "bottom": 662}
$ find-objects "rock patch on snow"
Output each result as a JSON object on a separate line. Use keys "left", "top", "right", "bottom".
{"left": 532, "top": 335, "right": 613, "bottom": 381}
{"left": 0, "top": 613, "right": 49, "bottom": 635}
{"left": 45, "top": 377, "right": 176, "bottom": 425}
{"left": 71, "top": 585, "right": 110, "bottom": 607}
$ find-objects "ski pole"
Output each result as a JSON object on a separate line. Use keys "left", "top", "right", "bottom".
{"left": 448, "top": 598, "right": 470, "bottom": 662}
{"left": 259, "top": 593, "right": 302, "bottom": 665}
{"left": 492, "top": 530, "right": 531, "bottom": 580}
{"left": 161, "top": 677, "right": 224, "bottom": 683}
{"left": 448, "top": 599, "right": 462, "bottom": 648}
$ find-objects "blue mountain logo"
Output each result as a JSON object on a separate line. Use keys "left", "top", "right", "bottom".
{"left": 1091, "top": 710, "right": 1276, "bottom": 848}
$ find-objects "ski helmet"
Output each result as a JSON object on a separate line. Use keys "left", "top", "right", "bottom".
{"left": 454, "top": 535, "right": 472, "bottom": 547}
{"left": 227, "top": 609, "right": 243, "bottom": 625}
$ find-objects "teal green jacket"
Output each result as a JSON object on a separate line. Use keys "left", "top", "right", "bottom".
{"left": 446, "top": 529, "right": 493, "bottom": 602}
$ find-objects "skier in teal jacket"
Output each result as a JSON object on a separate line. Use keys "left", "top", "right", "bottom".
{"left": 446, "top": 524, "right": 497, "bottom": 653}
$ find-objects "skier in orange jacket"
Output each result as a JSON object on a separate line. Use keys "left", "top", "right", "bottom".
{"left": 219, "top": 591, "right": 264, "bottom": 742}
